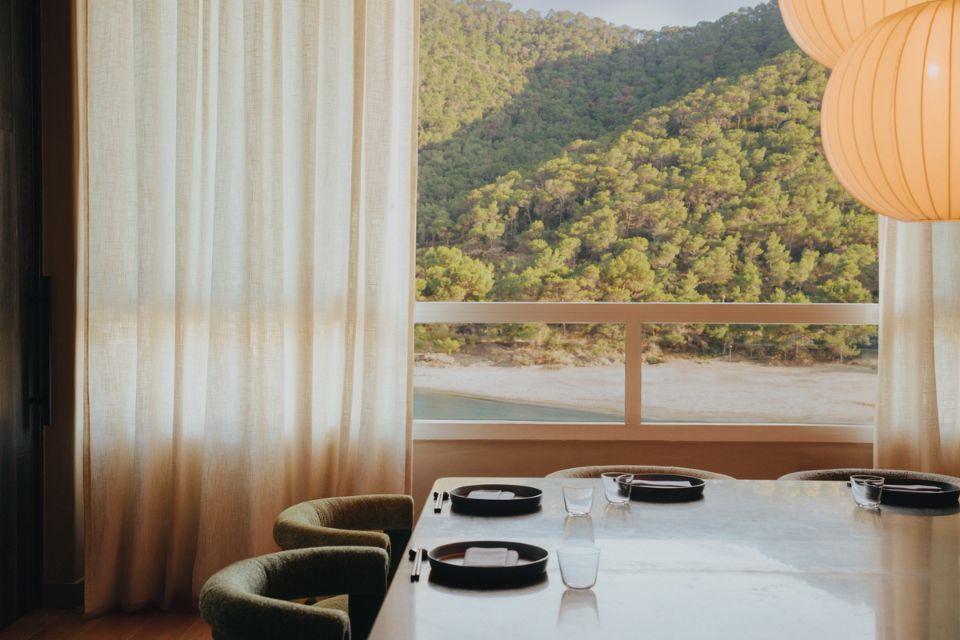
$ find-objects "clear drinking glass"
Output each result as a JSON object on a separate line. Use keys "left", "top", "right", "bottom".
{"left": 557, "top": 545, "right": 600, "bottom": 590}
{"left": 850, "top": 474, "right": 884, "bottom": 509}
{"left": 601, "top": 472, "right": 633, "bottom": 505}
{"left": 562, "top": 485, "right": 595, "bottom": 516}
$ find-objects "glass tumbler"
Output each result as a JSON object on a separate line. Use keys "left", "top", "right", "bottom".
{"left": 850, "top": 474, "right": 884, "bottom": 510}
{"left": 557, "top": 544, "right": 600, "bottom": 590}
{"left": 601, "top": 472, "right": 633, "bottom": 505}
{"left": 562, "top": 485, "right": 595, "bottom": 516}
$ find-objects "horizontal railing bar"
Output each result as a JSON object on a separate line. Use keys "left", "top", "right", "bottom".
{"left": 414, "top": 302, "right": 879, "bottom": 325}
{"left": 413, "top": 421, "right": 874, "bottom": 443}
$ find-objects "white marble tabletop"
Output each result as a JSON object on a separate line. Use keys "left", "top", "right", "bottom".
{"left": 368, "top": 477, "right": 960, "bottom": 640}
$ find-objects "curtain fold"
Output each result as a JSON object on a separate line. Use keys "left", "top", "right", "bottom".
{"left": 875, "top": 218, "right": 960, "bottom": 476}
{"left": 77, "top": 0, "right": 418, "bottom": 612}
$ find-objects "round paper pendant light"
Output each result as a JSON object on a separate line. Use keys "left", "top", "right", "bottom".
{"left": 778, "top": 0, "right": 931, "bottom": 68}
{"left": 821, "top": 0, "right": 960, "bottom": 221}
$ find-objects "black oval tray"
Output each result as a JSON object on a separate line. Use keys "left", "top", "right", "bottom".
{"left": 628, "top": 474, "right": 705, "bottom": 503}
{"left": 879, "top": 480, "right": 960, "bottom": 509}
{"left": 427, "top": 540, "right": 549, "bottom": 589}
{"left": 449, "top": 484, "right": 543, "bottom": 516}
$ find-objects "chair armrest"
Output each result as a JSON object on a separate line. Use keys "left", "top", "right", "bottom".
{"left": 200, "top": 589, "right": 350, "bottom": 640}
{"left": 201, "top": 547, "right": 388, "bottom": 640}
{"left": 273, "top": 495, "right": 414, "bottom": 551}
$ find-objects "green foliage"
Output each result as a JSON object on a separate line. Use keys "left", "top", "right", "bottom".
{"left": 418, "top": 0, "right": 796, "bottom": 241}
{"left": 416, "top": 246, "right": 495, "bottom": 301}
{"left": 415, "top": 325, "right": 464, "bottom": 355}
{"left": 416, "top": 1, "right": 878, "bottom": 362}
{"left": 419, "top": 0, "right": 636, "bottom": 148}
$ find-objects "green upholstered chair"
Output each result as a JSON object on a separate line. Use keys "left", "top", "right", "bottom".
{"left": 778, "top": 468, "right": 960, "bottom": 483}
{"left": 546, "top": 465, "right": 735, "bottom": 480}
{"left": 273, "top": 495, "right": 414, "bottom": 579}
{"left": 199, "top": 546, "right": 388, "bottom": 640}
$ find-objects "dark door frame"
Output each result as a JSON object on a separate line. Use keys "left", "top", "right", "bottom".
{"left": 0, "top": 0, "right": 45, "bottom": 629}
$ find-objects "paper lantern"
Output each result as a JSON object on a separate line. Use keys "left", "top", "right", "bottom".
{"left": 778, "top": 0, "right": 931, "bottom": 68}
{"left": 821, "top": 0, "right": 960, "bottom": 221}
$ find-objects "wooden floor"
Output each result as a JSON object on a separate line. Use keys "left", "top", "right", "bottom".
{"left": 0, "top": 609, "right": 210, "bottom": 640}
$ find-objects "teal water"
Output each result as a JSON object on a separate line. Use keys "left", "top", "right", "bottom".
{"left": 414, "top": 389, "right": 622, "bottom": 422}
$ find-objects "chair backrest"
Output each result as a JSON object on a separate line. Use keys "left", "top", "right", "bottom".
{"left": 200, "top": 546, "right": 389, "bottom": 640}
{"left": 778, "top": 468, "right": 960, "bottom": 483}
{"left": 273, "top": 494, "right": 414, "bottom": 578}
{"left": 545, "top": 465, "right": 735, "bottom": 480}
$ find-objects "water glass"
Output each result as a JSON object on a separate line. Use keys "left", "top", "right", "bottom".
{"left": 850, "top": 474, "right": 884, "bottom": 510}
{"left": 557, "top": 545, "right": 600, "bottom": 590}
{"left": 562, "top": 484, "right": 595, "bottom": 516}
{"left": 601, "top": 472, "right": 633, "bottom": 505}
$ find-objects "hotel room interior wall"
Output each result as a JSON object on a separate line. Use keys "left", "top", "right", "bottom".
{"left": 39, "top": 0, "right": 84, "bottom": 605}
{"left": 412, "top": 440, "right": 873, "bottom": 510}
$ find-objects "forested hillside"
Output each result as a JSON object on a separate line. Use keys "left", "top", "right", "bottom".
{"left": 418, "top": 0, "right": 796, "bottom": 239}
{"left": 416, "top": 0, "right": 877, "bottom": 363}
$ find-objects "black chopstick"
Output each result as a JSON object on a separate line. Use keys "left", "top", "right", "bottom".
{"left": 433, "top": 490, "right": 448, "bottom": 513}
{"left": 411, "top": 547, "right": 424, "bottom": 582}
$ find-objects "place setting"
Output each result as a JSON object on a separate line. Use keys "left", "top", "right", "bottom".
{"left": 848, "top": 474, "right": 960, "bottom": 512}
{"left": 446, "top": 483, "right": 544, "bottom": 516}
{"left": 562, "top": 472, "right": 706, "bottom": 513}
{"left": 409, "top": 540, "right": 549, "bottom": 589}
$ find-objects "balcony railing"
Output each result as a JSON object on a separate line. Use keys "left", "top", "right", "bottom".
{"left": 413, "top": 302, "right": 879, "bottom": 443}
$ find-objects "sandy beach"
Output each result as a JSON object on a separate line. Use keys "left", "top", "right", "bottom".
{"left": 414, "top": 358, "right": 877, "bottom": 424}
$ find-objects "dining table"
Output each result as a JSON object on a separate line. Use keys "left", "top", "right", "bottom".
{"left": 367, "top": 476, "right": 960, "bottom": 640}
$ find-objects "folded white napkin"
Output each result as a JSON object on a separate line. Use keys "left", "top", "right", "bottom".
{"left": 884, "top": 484, "right": 944, "bottom": 492}
{"left": 467, "top": 489, "right": 517, "bottom": 500}
{"left": 632, "top": 480, "right": 693, "bottom": 488}
{"left": 463, "top": 547, "right": 520, "bottom": 567}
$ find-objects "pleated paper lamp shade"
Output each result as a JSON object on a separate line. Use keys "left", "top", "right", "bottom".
{"left": 821, "top": 0, "right": 960, "bottom": 222}
{"left": 778, "top": 0, "right": 931, "bottom": 68}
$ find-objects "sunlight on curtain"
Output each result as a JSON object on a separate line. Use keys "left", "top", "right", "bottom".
{"left": 77, "top": 0, "right": 418, "bottom": 612}
{"left": 872, "top": 512, "right": 959, "bottom": 636}
{"left": 876, "top": 219, "right": 960, "bottom": 477}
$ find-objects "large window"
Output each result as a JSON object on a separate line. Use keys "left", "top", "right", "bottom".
{"left": 413, "top": 0, "right": 878, "bottom": 440}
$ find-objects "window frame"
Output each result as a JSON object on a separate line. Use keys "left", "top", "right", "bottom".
{"left": 413, "top": 301, "right": 879, "bottom": 443}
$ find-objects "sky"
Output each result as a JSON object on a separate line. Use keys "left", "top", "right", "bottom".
{"left": 504, "top": 0, "right": 766, "bottom": 31}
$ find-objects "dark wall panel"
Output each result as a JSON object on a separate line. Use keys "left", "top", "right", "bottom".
{"left": 0, "top": 0, "right": 42, "bottom": 629}
{"left": 39, "top": 0, "right": 83, "bottom": 597}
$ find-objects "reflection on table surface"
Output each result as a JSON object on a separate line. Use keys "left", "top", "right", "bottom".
{"left": 369, "top": 478, "right": 960, "bottom": 640}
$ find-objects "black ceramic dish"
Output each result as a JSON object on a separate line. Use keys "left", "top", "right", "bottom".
{"left": 628, "top": 474, "right": 705, "bottom": 503}
{"left": 449, "top": 484, "right": 543, "bottom": 516}
{"left": 879, "top": 480, "right": 960, "bottom": 509}
{"left": 426, "top": 540, "right": 549, "bottom": 589}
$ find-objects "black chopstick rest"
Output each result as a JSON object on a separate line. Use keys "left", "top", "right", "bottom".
{"left": 433, "top": 491, "right": 449, "bottom": 513}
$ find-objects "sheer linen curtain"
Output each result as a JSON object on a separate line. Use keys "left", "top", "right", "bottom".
{"left": 876, "top": 219, "right": 960, "bottom": 477}
{"left": 77, "top": 1, "right": 418, "bottom": 612}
